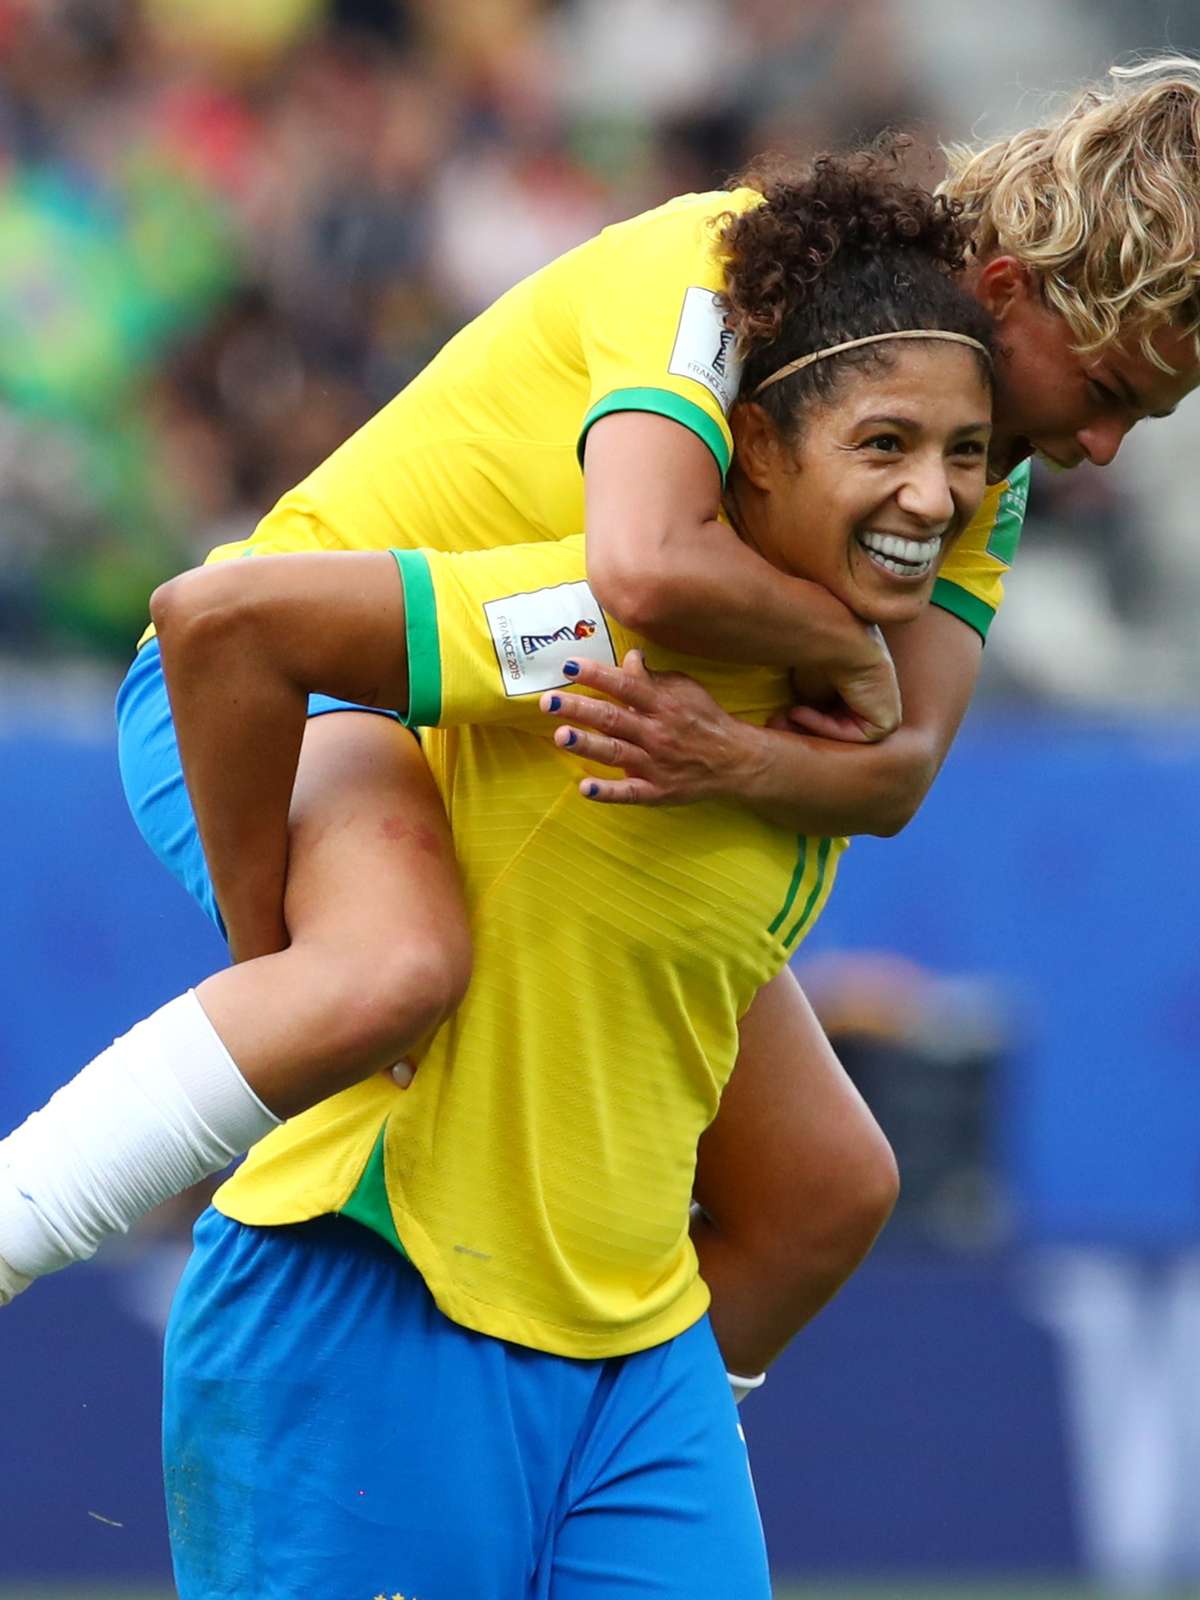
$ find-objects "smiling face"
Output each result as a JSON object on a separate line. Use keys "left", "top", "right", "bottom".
{"left": 726, "top": 342, "right": 992, "bottom": 626}
{"left": 971, "top": 256, "right": 1200, "bottom": 477}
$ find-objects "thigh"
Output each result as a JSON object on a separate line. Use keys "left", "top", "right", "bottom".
{"left": 281, "top": 708, "right": 466, "bottom": 963}
{"left": 165, "top": 1211, "right": 555, "bottom": 1600}
{"left": 118, "top": 638, "right": 467, "bottom": 961}
{"left": 542, "top": 1317, "right": 772, "bottom": 1600}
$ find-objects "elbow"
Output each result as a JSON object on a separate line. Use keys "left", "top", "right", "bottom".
{"left": 866, "top": 792, "right": 923, "bottom": 839}
{"left": 150, "top": 567, "right": 246, "bottom": 664}
{"left": 151, "top": 569, "right": 210, "bottom": 639}
{"left": 588, "top": 546, "right": 682, "bottom": 639}
{"left": 778, "top": 1129, "right": 900, "bottom": 1288}
{"left": 860, "top": 747, "right": 940, "bottom": 838}
{"left": 823, "top": 1135, "right": 900, "bottom": 1275}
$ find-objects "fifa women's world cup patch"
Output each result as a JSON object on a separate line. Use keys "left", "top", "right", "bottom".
{"left": 668, "top": 287, "right": 742, "bottom": 413}
{"left": 483, "top": 579, "right": 617, "bottom": 696}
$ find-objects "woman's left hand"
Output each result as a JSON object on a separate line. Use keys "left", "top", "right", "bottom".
{"left": 539, "top": 650, "right": 754, "bottom": 806}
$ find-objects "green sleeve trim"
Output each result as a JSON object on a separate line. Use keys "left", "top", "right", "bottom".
{"left": 338, "top": 1126, "right": 409, "bottom": 1258}
{"left": 578, "top": 387, "right": 732, "bottom": 481}
{"left": 390, "top": 548, "right": 442, "bottom": 727}
{"left": 931, "top": 579, "right": 994, "bottom": 642}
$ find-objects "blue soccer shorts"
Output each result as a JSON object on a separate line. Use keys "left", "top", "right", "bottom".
{"left": 165, "top": 1209, "right": 771, "bottom": 1599}
{"left": 116, "top": 638, "right": 771, "bottom": 1600}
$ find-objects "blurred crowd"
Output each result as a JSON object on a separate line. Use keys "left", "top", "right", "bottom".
{"left": 2, "top": 0, "right": 1200, "bottom": 704}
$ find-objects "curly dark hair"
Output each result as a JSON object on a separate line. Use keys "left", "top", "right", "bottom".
{"left": 717, "top": 143, "right": 993, "bottom": 435}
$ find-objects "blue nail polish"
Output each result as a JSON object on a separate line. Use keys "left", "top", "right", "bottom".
{"left": 565, "top": 729, "right": 577, "bottom": 747}
{"left": 586, "top": 781, "right": 599, "bottom": 797}
{"left": 547, "top": 694, "right": 561, "bottom": 712}
{"left": 563, "top": 660, "right": 580, "bottom": 677}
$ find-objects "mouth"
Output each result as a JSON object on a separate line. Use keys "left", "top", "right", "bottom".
{"left": 856, "top": 530, "right": 943, "bottom": 581}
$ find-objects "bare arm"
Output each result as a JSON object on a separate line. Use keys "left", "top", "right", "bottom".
{"left": 150, "top": 551, "right": 410, "bottom": 962}
{"left": 584, "top": 413, "right": 900, "bottom": 740}
{"left": 542, "top": 605, "right": 983, "bottom": 837}
{"left": 692, "top": 967, "right": 898, "bottom": 1377}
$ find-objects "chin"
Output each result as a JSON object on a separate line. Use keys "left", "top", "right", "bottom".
{"left": 851, "top": 586, "right": 935, "bottom": 628}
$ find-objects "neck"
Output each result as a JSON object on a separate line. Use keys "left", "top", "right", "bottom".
{"left": 721, "top": 471, "right": 756, "bottom": 548}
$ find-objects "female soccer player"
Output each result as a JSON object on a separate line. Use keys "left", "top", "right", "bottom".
{"left": 2, "top": 156, "right": 996, "bottom": 1593}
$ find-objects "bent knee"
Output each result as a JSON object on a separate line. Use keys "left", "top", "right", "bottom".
{"left": 357, "top": 939, "right": 473, "bottom": 1053}
{"left": 301, "top": 933, "right": 472, "bottom": 1068}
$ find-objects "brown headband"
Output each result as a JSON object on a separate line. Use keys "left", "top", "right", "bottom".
{"left": 752, "top": 330, "right": 991, "bottom": 398}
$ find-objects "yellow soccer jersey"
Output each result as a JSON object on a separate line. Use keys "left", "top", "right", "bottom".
{"left": 139, "top": 188, "right": 1026, "bottom": 649}
{"left": 216, "top": 538, "right": 844, "bottom": 1358}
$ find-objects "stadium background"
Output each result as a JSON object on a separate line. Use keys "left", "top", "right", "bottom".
{"left": 3, "top": 1, "right": 1200, "bottom": 1595}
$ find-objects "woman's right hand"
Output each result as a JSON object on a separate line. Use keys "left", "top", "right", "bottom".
{"left": 799, "top": 624, "right": 902, "bottom": 744}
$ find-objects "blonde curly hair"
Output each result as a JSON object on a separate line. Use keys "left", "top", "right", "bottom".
{"left": 941, "top": 57, "right": 1200, "bottom": 368}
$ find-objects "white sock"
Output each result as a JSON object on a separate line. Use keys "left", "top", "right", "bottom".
{"left": 0, "top": 991, "right": 279, "bottom": 1291}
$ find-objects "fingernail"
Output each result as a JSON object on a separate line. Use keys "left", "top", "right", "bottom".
{"left": 563, "top": 660, "right": 580, "bottom": 677}
{"left": 565, "top": 729, "right": 577, "bottom": 747}
{"left": 586, "top": 781, "right": 599, "bottom": 797}
{"left": 547, "top": 694, "right": 561, "bottom": 712}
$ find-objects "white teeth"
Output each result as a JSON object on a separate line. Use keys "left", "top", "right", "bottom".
{"left": 859, "top": 531, "right": 943, "bottom": 565}
{"left": 869, "top": 552, "right": 933, "bottom": 576}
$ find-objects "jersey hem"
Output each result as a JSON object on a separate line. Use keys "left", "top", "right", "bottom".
{"left": 931, "top": 578, "right": 994, "bottom": 641}
{"left": 391, "top": 548, "right": 442, "bottom": 725}
{"left": 578, "top": 387, "right": 732, "bottom": 481}
{"left": 211, "top": 1191, "right": 712, "bottom": 1359}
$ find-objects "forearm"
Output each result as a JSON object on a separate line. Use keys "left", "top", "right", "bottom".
{"left": 593, "top": 518, "right": 879, "bottom": 675}
{"left": 160, "top": 625, "right": 306, "bottom": 960}
{"left": 692, "top": 1208, "right": 873, "bottom": 1376}
{"left": 731, "top": 719, "right": 937, "bottom": 837}
{"left": 728, "top": 608, "right": 983, "bottom": 834}
{"left": 151, "top": 552, "right": 409, "bottom": 961}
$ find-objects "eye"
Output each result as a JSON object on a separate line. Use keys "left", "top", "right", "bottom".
{"left": 860, "top": 432, "right": 903, "bottom": 453}
{"left": 1088, "top": 377, "right": 1120, "bottom": 408}
{"left": 951, "top": 438, "right": 988, "bottom": 459}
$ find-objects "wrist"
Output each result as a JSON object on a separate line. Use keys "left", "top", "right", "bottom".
{"left": 727, "top": 1369, "right": 767, "bottom": 1405}
{"left": 794, "top": 581, "right": 879, "bottom": 676}
{"left": 727, "top": 719, "right": 775, "bottom": 806}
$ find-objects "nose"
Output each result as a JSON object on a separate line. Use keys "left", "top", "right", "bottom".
{"left": 896, "top": 458, "right": 955, "bottom": 530}
{"left": 1076, "top": 416, "right": 1130, "bottom": 468}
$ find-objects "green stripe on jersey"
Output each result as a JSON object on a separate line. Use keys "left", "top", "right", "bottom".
{"left": 768, "top": 836, "right": 807, "bottom": 935}
{"left": 391, "top": 547, "right": 442, "bottom": 727}
{"left": 931, "top": 579, "right": 996, "bottom": 642}
{"left": 783, "top": 835, "right": 833, "bottom": 949}
{"left": 578, "top": 387, "right": 732, "bottom": 480}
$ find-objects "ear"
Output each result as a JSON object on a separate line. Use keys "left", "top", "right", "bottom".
{"left": 729, "top": 402, "right": 786, "bottom": 489}
{"left": 973, "top": 255, "right": 1035, "bottom": 322}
